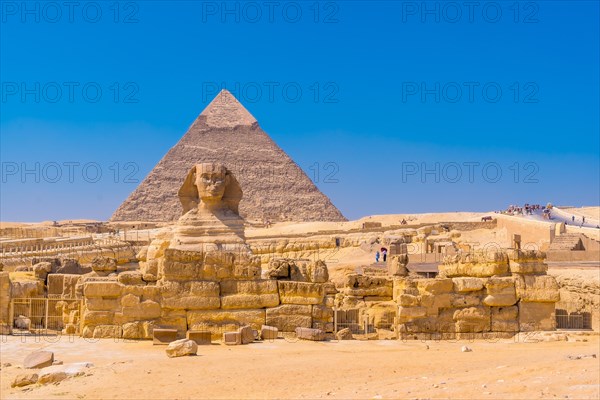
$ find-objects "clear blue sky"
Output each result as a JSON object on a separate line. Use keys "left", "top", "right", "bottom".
{"left": 1, "top": 1, "right": 599, "bottom": 222}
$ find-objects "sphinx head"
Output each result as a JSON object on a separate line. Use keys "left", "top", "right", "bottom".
{"left": 195, "top": 163, "right": 228, "bottom": 203}
{"left": 178, "top": 162, "right": 242, "bottom": 215}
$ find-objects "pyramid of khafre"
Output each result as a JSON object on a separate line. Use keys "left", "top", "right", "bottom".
{"left": 110, "top": 90, "right": 346, "bottom": 223}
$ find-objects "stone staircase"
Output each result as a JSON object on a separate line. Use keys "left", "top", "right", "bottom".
{"left": 549, "top": 233, "right": 585, "bottom": 251}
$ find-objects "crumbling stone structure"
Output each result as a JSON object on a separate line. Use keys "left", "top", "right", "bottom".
{"left": 76, "top": 163, "right": 333, "bottom": 340}
{"left": 394, "top": 250, "right": 560, "bottom": 339}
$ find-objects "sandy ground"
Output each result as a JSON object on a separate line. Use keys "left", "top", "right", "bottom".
{"left": 560, "top": 207, "right": 600, "bottom": 222}
{"left": 1, "top": 334, "right": 599, "bottom": 400}
{"left": 246, "top": 212, "right": 487, "bottom": 237}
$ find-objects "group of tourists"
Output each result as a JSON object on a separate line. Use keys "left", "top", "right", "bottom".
{"left": 498, "top": 203, "right": 544, "bottom": 216}
{"left": 375, "top": 247, "right": 388, "bottom": 263}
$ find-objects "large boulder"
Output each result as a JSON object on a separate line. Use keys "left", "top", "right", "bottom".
{"left": 335, "top": 327, "right": 353, "bottom": 340}
{"left": 11, "top": 373, "right": 39, "bottom": 388}
{"left": 307, "top": 260, "right": 329, "bottom": 283}
{"left": 23, "top": 351, "right": 54, "bottom": 369}
{"left": 90, "top": 257, "right": 118, "bottom": 275}
{"left": 165, "top": 339, "right": 198, "bottom": 358}
{"left": 56, "top": 259, "right": 90, "bottom": 275}
{"left": 32, "top": 262, "right": 53, "bottom": 280}
{"left": 295, "top": 327, "right": 326, "bottom": 341}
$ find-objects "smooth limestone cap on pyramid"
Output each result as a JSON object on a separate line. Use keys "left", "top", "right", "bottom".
{"left": 111, "top": 89, "right": 346, "bottom": 223}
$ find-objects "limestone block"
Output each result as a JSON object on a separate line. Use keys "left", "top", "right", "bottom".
{"left": 322, "top": 282, "right": 338, "bottom": 295}
{"left": 312, "top": 305, "right": 334, "bottom": 322}
{"left": 189, "top": 281, "right": 221, "bottom": 296}
{"left": 519, "top": 302, "right": 556, "bottom": 331}
{"left": 11, "top": 373, "right": 38, "bottom": 388}
{"left": 156, "top": 310, "right": 187, "bottom": 334}
{"left": 452, "top": 277, "right": 485, "bottom": 292}
{"left": 37, "top": 371, "right": 68, "bottom": 385}
{"left": 161, "top": 281, "right": 221, "bottom": 310}
{"left": 122, "top": 321, "right": 143, "bottom": 339}
{"left": 508, "top": 250, "right": 547, "bottom": 275}
{"left": 261, "top": 325, "right": 278, "bottom": 340}
{"left": 364, "top": 296, "right": 393, "bottom": 303}
{"left": 306, "top": 260, "right": 329, "bottom": 283}
{"left": 125, "top": 284, "right": 162, "bottom": 300}
{"left": 509, "top": 261, "right": 548, "bottom": 275}
{"left": 121, "top": 293, "right": 140, "bottom": 307}
{"left": 364, "top": 301, "right": 397, "bottom": 328}
{"left": 118, "top": 271, "right": 144, "bottom": 286}
{"left": 420, "top": 293, "right": 452, "bottom": 315}
{"left": 416, "top": 279, "right": 453, "bottom": 295}
{"left": 312, "top": 321, "right": 334, "bottom": 332}
{"left": 265, "top": 304, "right": 312, "bottom": 332}
{"left": 161, "top": 260, "right": 203, "bottom": 281}
{"left": 339, "top": 296, "right": 366, "bottom": 310}
{"left": 93, "top": 325, "right": 122, "bottom": 338}
{"left": 163, "top": 296, "right": 221, "bottom": 310}
{"left": 398, "top": 294, "right": 420, "bottom": 307}
{"left": 153, "top": 328, "right": 178, "bottom": 345}
{"left": 11, "top": 280, "right": 44, "bottom": 298}
{"left": 324, "top": 295, "right": 335, "bottom": 308}
{"left": 220, "top": 280, "right": 279, "bottom": 309}
{"left": 47, "top": 274, "right": 65, "bottom": 296}
{"left": 62, "top": 275, "right": 81, "bottom": 298}
{"left": 483, "top": 277, "right": 517, "bottom": 307}
{"left": 136, "top": 246, "right": 148, "bottom": 262}
{"left": 82, "top": 310, "right": 113, "bottom": 326}
{"left": 122, "top": 300, "right": 161, "bottom": 320}
{"left": 399, "top": 314, "right": 454, "bottom": 334}
{"left": 238, "top": 325, "right": 255, "bottom": 344}
{"left": 84, "top": 281, "right": 122, "bottom": 298}
{"left": 33, "top": 262, "right": 52, "bottom": 280}
{"left": 516, "top": 275, "right": 560, "bottom": 303}
{"left": 186, "top": 330, "right": 212, "bottom": 345}
{"left": 278, "top": 281, "right": 324, "bottom": 305}
{"left": 439, "top": 252, "right": 509, "bottom": 277}
{"left": 342, "top": 275, "right": 392, "bottom": 297}
{"left": 187, "top": 309, "right": 265, "bottom": 339}
{"left": 223, "top": 331, "right": 241, "bottom": 345}
{"left": 451, "top": 293, "right": 481, "bottom": 308}
{"left": 392, "top": 278, "right": 418, "bottom": 300}
{"left": 397, "top": 306, "right": 427, "bottom": 323}
{"left": 453, "top": 307, "right": 491, "bottom": 332}
{"left": 295, "top": 327, "right": 325, "bottom": 341}
{"left": 491, "top": 306, "right": 519, "bottom": 332}
{"left": 336, "top": 328, "right": 353, "bottom": 340}
{"left": 91, "top": 257, "right": 117, "bottom": 273}
{"left": 388, "top": 254, "right": 409, "bottom": 276}
{"left": 85, "top": 298, "right": 120, "bottom": 312}
{"left": 81, "top": 326, "right": 94, "bottom": 338}
{"left": 23, "top": 351, "right": 54, "bottom": 369}
{"left": 165, "top": 339, "right": 197, "bottom": 357}
{"left": 267, "top": 258, "right": 292, "bottom": 279}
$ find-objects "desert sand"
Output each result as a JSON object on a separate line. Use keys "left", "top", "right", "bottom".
{"left": 1, "top": 334, "right": 599, "bottom": 400}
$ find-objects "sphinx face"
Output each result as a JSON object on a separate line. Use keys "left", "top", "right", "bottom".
{"left": 195, "top": 166, "right": 228, "bottom": 202}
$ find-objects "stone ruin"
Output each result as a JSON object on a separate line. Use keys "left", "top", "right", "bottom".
{"left": 0, "top": 164, "right": 563, "bottom": 342}
{"left": 331, "top": 248, "right": 560, "bottom": 340}
{"left": 52, "top": 163, "right": 333, "bottom": 340}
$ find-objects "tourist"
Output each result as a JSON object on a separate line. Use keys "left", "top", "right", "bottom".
{"left": 583, "top": 216, "right": 586, "bottom": 224}
{"left": 381, "top": 247, "right": 388, "bottom": 262}
{"left": 572, "top": 216, "right": 575, "bottom": 222}
{"left": 375, "top": 251, "right": 380, "bottom": 263}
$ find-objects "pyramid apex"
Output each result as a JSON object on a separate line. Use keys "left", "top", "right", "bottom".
{"left": 200, "top": 89, "right": 257, "bottom": 128}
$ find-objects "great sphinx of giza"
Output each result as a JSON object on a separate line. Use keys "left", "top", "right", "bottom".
{"left": 139, "top": 163, "right": 260, "bottom": 282}
{"left": 173, "top": 162, "right": 245, "bottom": 249}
